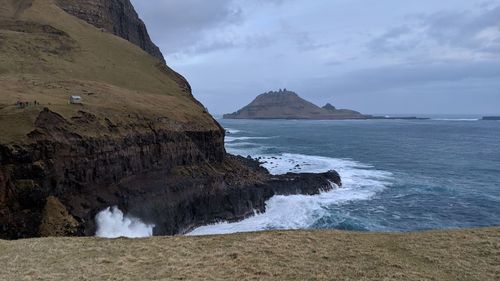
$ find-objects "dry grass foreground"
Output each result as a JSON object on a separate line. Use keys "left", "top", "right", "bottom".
{"left": 0, "top": 228, "right": 499, "bottom": 281}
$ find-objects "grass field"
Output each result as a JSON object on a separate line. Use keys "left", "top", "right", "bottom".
{"left": 0, "top": 228, "right": 498, "bottom": 281}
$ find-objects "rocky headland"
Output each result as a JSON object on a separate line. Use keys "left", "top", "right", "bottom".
{"left": 0, "top": 0, "right": 341, "bottom": 239}
{"left": 224, "top": 90, "right": 431, "bottom": 120}
{"left": 224, "top": 90, "right": 369, "bottom": 120}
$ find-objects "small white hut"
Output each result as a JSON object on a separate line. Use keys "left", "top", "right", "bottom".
{"left": 69, "top": 96, "right": 82, "bottom": 104}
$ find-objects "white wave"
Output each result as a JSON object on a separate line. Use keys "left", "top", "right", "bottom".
{"left": 225, "top": 128, "right": 242, "bottom": 134}
{"left": 257, "top": 153, "right": 372, "bottom": 175}
{"left": 432, "top": 118, "right": 479, "bottom": 121}
{"left": 225, "top": 142, "right": 259, "bottom": 148}
{"left": 225, "top": 141, "right": 268, "bottom": 156}
{"left": 95, "top": 206, "right": 154, "bottom": 238}
{"left": 188, "top": 153, "right": 393, "bottom": 236}
{"left": 225, "top": 136, "right": 274, "bottom": 142}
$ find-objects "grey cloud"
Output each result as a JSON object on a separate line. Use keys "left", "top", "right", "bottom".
{"left": 175, "top": 33, "right": 273, "bottom": 57}
{"left": 189, "top": 40, "right": 236, "bottom": 55}
{"left": 131, "top": 0, "right": 291, "bottom": 56}
{"left": 367, "top": 25, "right": 418, "bottom": 52}
{"left": 369, "top": 5, "right": 500, "bottom": 57}
{"left": 310, "top": 59, "right": 500, "bottom": 95}
{"left": 424, "top": 6, "right": 500, "bottom": 48}
{"left": 131, "top": 0, "right": 242, "bottom": 54}
{"left": 279, "top": 23, "right": 329, "bottom": 51}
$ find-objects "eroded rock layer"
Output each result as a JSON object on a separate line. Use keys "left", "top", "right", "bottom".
{"left": 0, "top": 108, "right": 340, "bottom": 238}
{"left": 55, "top": 0, "right": 165, "bottom": 62}
{"left": 0, "top": 0, "right": 342, "bottom": 239}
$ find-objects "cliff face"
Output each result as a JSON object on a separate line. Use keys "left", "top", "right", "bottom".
{"left": 224, "top": 90, "right": 367, "bottom": 120}
{"left": 0, "top": 107, "right": 226, "bottom": 238}
{"left": 55, "top": 0, "right": 165, "bottom": 62}
{"left": 0, "top": 0, "right": 225, "bottom": 238}
{"left": 0, "top": 109, "right": 340, "bottom": 238}
{"left": 0, "top": 0, "right": 342, "bottom": 239}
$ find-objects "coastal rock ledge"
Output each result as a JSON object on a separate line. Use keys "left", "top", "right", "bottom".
{"left": 0, "top": 0, "right": 341, "bottom": 239}
{"left": 0, "top": 123, "right": 341, "bottom": 238}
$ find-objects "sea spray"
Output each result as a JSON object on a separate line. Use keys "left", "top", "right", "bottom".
{"left": 225, "top": 128, "right": 242, "bottom": 134}
{"left": 95, "top": 206, "right": 154, "bottom": 238}
{"left": 188, "top": 154, "right": 393, "bottom": 236}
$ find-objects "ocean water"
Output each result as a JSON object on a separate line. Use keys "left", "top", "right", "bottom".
{"left": 189, "top": 117, "right": 500, "bottom": 235}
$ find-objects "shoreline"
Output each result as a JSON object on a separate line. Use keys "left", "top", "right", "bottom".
{"left": 222, "top": 116, "right": 431, "bottom": 120}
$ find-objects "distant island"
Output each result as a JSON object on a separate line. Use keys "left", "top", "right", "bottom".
{"left": 482, "top": 116, "right": 500, "bottom": 121}
{"left": 223, "top": 90, "right": 428, "bottom": 120}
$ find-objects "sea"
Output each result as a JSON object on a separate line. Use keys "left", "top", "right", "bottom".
{"left": 188, "top": 116, "right": 500, "bottom": 235}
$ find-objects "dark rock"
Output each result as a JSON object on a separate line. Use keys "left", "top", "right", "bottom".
{"left": 0, "top": 1, "right": 344, "bottom": 240}
{"left": 223, "top": 90, "right": 368, "bottom": 120}
{"left": 0, "top": 109, "right": 342, "bottom": 239}
{"left": 322, "top": 103, "right": 337, "bottom": 111}
{"left": 55, "top": 0, "right": 165, "bottom": 63}
{"left": 482, "top": 116, "right": 500, "bottom": 121}
{"left": 117, "top": 155, "right": 342, "bottom": 236}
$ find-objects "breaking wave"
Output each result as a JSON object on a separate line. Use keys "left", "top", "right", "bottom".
{"left": 225, "top": 128, "right": 242, "bottom": 134}
{"left": 432, "top": 118, "right": 479, "bottom": 121}
{"left": 225, "top": 136, "right": 275, "bottom": 142}
{"left": 188, "top": 153, "right": 393, "bottom": 236}
{"left": 95, "top": 206, "right": 154, "bottom": 238}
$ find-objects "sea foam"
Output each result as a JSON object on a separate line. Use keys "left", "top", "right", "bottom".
{"left": 225, "top": 136, "right": 274, "bottom": 142}
{"left": 225, "top": 128, "right": 242, "bottom": 134}
{"left": 432, "top": 118, "right": 479, "bottom": 121}
{"left": 188, "top": 153, "right": 393, "bottom": 236}
{"left": 95, "top": 206, "right": 154, "bottom": 238}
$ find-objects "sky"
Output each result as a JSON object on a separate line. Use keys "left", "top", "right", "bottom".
{"left": 131, "top": 0, "right": 500, "bottom": 115}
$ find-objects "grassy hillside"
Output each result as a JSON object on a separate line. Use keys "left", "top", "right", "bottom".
{"left": 0, "top": 0, "right": 216, "bottom": 144}
{"left": 0, "top": 228, "right": 498, "bottom": 281}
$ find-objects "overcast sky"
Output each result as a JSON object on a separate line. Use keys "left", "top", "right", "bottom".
{"left": 131, "top": 0, "right": 500, "bottom": 115}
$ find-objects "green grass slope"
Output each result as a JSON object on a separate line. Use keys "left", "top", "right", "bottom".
{"left": 0, "top": 0, "right": 217, "bottom": 144}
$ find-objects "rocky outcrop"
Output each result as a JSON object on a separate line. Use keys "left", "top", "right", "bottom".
{"left": 55, "top": 0, "right": 165, "bottom": 62}
{"left": 224, "top": 90, "right": 369, "bottom": 120}
{"left": 0, "top": 108, "right": 341, "bottom": 239}
{"left": 0, "top": 1, "right": 344, "bottom": 239}
{"left": 0, "top": 107, "right": 225, "bottom": 238}
{"left": 39, "top": 196, "right": 79, "bottom": 237}
{"left": 121, "top": 157, "right": 341, "bottom": 236}
{"left": 322, "top": 103, "right": 337, "bottom": 111}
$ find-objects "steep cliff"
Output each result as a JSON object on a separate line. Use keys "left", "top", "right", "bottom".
{"left": 0, "top": 111, "right": 340, "bottom": 237}
{"left": 55, "top": 0, "right": 165, "bottom": 62}
{"left": 0, "top": 0, "right": 342, "bottom": 239}
{"left": 224, "top": 90, "right": 368, "bottom": 120}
